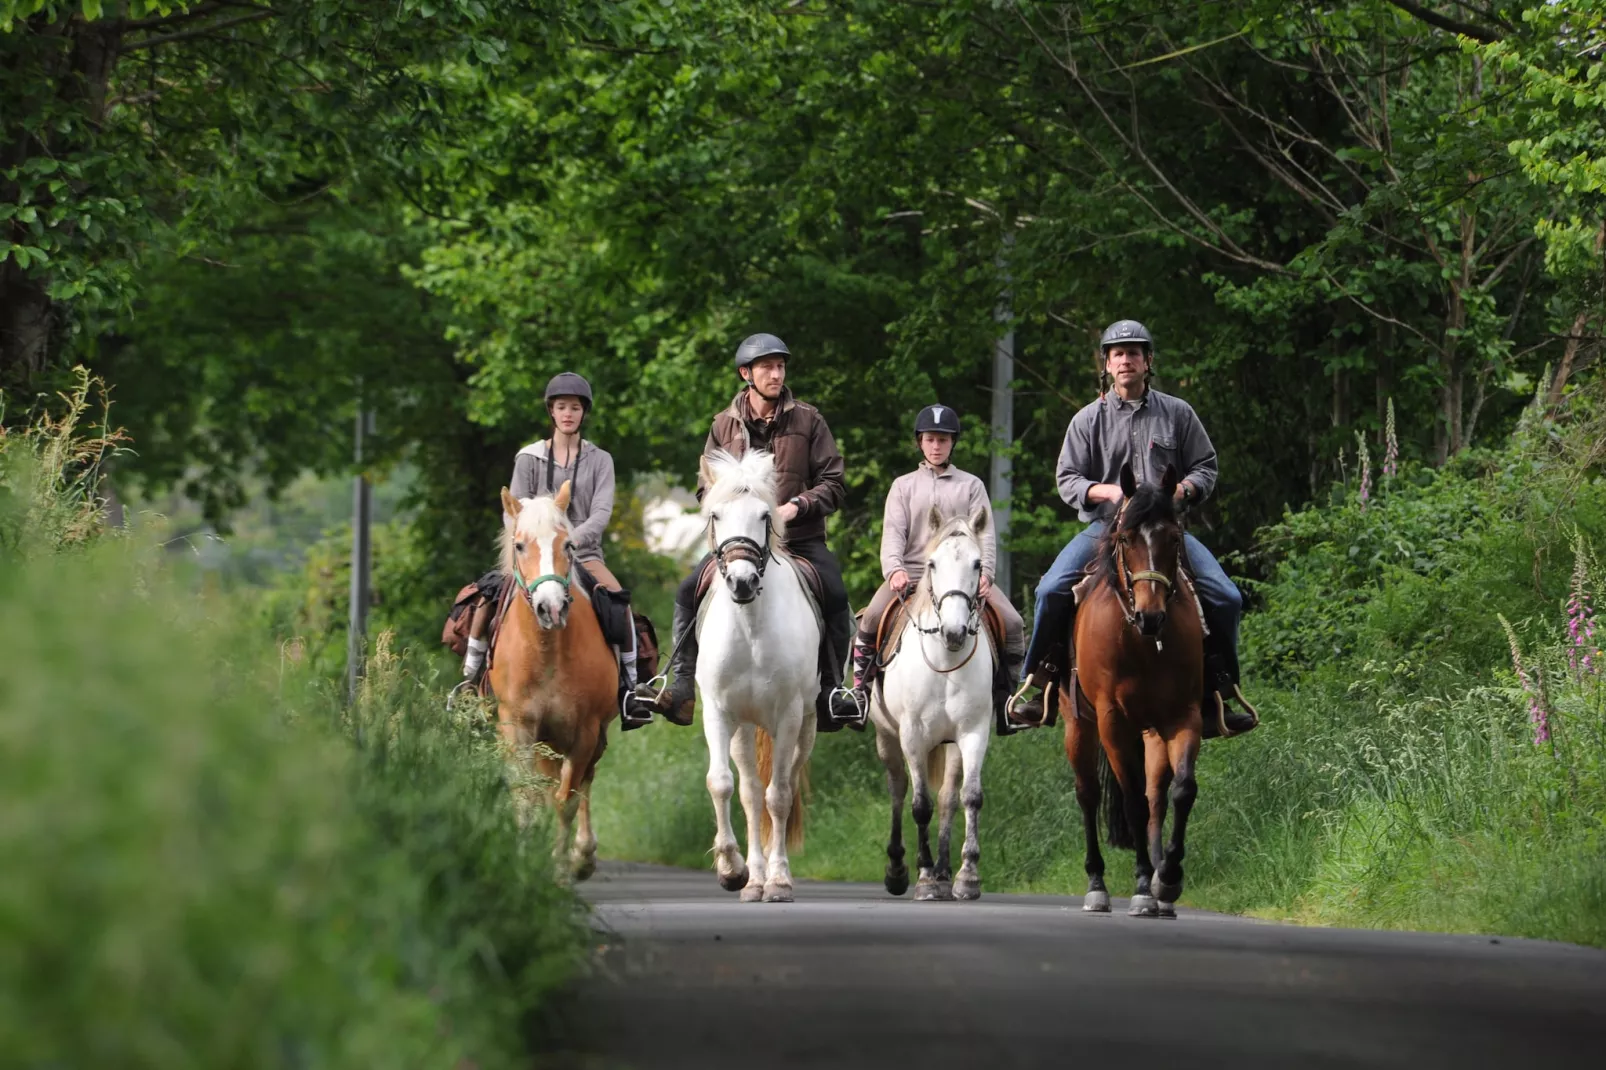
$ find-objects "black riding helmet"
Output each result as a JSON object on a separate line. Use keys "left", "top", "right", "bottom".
{"left": 544, "top": 371, "right": 594, "bottom": 412}
{"left": 733, "top": 333, "right": 791, "bottom": 375}
{"left": 1099, "top": 319, "right": 1153, "bottom": 355}
{"left": 914, "top": 403, "right": 962, "bottom": 438}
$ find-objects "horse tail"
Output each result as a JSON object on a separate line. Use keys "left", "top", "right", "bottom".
{"left": 1099, "top": 749, "right": 1136, "bottom": 850}
{"left": 925, "top": 744, "right": 947, "bottom": 791}
{"left": 756, "top": 728, "right": 807, "bottom": 853}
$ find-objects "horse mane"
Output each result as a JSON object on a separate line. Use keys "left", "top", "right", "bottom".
{"left": 702, "top": 448, "right": 788, "bottom": 551}
{"left": 1093, "top": 481, "right": 1178, "bottom": 585}
{"left": 499, "top": 494, "right": 570, "bottom": 576}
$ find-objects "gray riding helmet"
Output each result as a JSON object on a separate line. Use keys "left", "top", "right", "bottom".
{"left": 734, "top": 333, "right": 791, "bottom": 374}
{"left": 544, "top": 371, "right": 594, "bottom": 411}
{"left": 914, "top": 403, "right": 962, "bottom": 438}
{"left": 1099, "top": 319, "right": 1153, "bottom": 354}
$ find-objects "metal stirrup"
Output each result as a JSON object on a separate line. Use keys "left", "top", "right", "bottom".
{"left": 1004, "top": 672, "right": 1046, "bottom": 728}
{"left": 828, "top": 684, "right": 868, "bottom": 723}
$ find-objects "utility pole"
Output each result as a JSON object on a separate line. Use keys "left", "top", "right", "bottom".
{"left": 346, "top": 407, "right": 374, "bottom": 704}
{"left": 991, "top": 236, "right": 1015, "bottom": 601}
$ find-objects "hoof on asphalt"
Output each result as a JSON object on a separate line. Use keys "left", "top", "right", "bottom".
{"left": 953, "top": 877, "right": 981, "bottom": 901}
{"left": 1158, "top": 901, "right": 1177, "bottom": 919}
{"left": 739, "top": 883, "right": 765, "bottom": 903}
{"left": 718, "top": 867, "right": 749, "bottom": 893}
{"left": 1155, "top": 879, "right": 1182, "bottom": 902}
{"left": 884, "top": 866, "right": 910, "bottom": 897}
{"left": 914, "top": 880, "right": 953, "bottom": 902}
{"left": 1083, "top": 889, "right": 1111, "bottom": 913}
{"left": 1128, "top": 894, "right": 1159, "bottom": 918}
{"left": 762, "top": 882, "right": 794, "bottom": 904}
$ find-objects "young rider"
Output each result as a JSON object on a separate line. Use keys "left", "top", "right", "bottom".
{"left": 639, "top": 333, "right": 860, "bottom": 730}
{"left": 458, "top": 372, "right": 654, "bottom": 726}
{"left": 838, "top": 404, "right": 1026, "bottom": 733}
{"left": 1009, "top": 320, "right": 1258, "bottom": 736}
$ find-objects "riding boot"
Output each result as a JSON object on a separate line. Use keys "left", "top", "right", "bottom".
{"left": 636, "top": 602, "right": 697, "bottom": 726}
{"left": 1202, "top": 641, "right": 1259, "bottom": 739}
{"left": 617, "top": 657, "right": 655, "bottom": 732}
{"left": 827, "top": 637, "right": 876, "bottom": 730}
{"left": 821, "top": 607, "right": 862, "bottom": 732}
{"left": 993, "top": 650, "right": 1025, "bottom": 738}
{"left": 1008, "top": 591, "right": 1077, "bottom": 728}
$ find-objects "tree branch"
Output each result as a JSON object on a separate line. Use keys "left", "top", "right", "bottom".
{"left": 122, "top": 10, "right": 278, "bottom": 53}
{"left": 1383, "top": 1, "right": 1503, "bottom": 44}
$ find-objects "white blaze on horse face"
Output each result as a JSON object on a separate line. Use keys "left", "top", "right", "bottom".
{"left": 1134, "top": 521, "right": 1169, "bottom": 617}
{"left": 714, "top": 493, "right": 770, "bottom": 599}
{"left": 514, "top": 496, "right": 572, "bottom": 628}
{"left": 931, "top": 534, "right": 980, "bottom": 651}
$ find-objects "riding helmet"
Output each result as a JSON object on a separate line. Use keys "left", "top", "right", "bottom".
{"left": 544, "top": 371, "right": 594, "bottom": 411}
{"left": 914, "top": 403, "right": 962, "bottom": 438}
{"left": 1099, "top": 319, "right": 1153, "bottom": 354}
{"left": 733, "top": 333, "right": 791, "bottom": 373}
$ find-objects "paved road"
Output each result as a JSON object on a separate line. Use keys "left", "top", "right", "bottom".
{"left": 552, "top": 861, "right": 1606, "bottom": 1069}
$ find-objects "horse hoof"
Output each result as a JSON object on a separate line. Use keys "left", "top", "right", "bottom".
{"left": 1128, "top": 895, "right": 1159, "bottom": 917}
{"left": 1155, "top": 879, "right": 1182, "bottom": 903}
{"left": 953, "top": 877, "right": 981, "bottom": 901}
{"left": 718, "top": 867, "right": 749, "bottom": 893}
{"left": 914, "top": 880, "right": 953, "bottom": 902}
{"left": 571, "top": 856, "right": 597, "bottom": 883}
{"left": 762, "top": 882, "right": 794, "bottom": 903}
{"left": 1083, "top": 890, "right": 1111, "bottom": 913}
{"left": 884, "top": 866, "right": 910, "bottom": 897}
{"left": 1158, "top": 901, "right": 1177, "bottom": 919}
{"left": 740, "top": 883, "right": 765, "bottom": 903}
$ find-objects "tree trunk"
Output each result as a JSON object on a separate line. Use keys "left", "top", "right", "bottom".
{"left": 1546, "top": 309, "right": 1594, "bottom": 410}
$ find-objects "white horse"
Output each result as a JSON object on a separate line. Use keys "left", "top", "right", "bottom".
{"left": 697, "top": 449, "right": 820, "bottom": 903}
{"left": 871, "top": 508, "right": 993, "bottom": 901}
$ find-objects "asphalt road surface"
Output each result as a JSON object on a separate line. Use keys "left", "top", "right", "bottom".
{"left": 551, "top": 861, "right": 1606, "bottom": 1069}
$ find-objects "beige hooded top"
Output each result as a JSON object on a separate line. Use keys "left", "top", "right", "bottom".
{"left": 880, "top": 462, "right": 997, "bottom": 581}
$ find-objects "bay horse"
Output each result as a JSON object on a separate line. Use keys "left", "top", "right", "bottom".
{"left": 871, "top": 509, "right": 993, "bottom": 901}
{"left": 697, "top": 449, "right": 817, "bottom": 903}
{"left": 491, "top": 481, "right": 619, "bottom": 881}
{"left": 1065, "top": 462, "right": 1205, "bottom": 918}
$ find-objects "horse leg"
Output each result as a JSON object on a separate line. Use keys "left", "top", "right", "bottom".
{"left": 701, "top": 700, "right": 748, "bottom": 894}
{"left": 552, "top": 756, "right": 581, "bottom": 873}
{"left": 1143, "top": 730, "right": 1174, "bottom": 917}
{"left": 905, "top": 733, "right": 950, "bottom": 901}
{"left": 761, "top": 716, "right": 803, "bottom": 903}
{"left": 1102, "top": 716, "right": 1157, "bottom": 917}
{"left": 561, "top": 724, "right": 602, "bottom": 881}
{"left": 730, "top": 722, "right": 768, "bottom": 901}
{"left": 952, "top": 731, "right": 988, "bottom": 901}
{"left": 1155, "top": 719, "right": 1202, "bottom": 917}
{"left": 934, "top": 743, "right": 961, "bottom": 884}
{"left": 1066, "top": 712, "right": 1109, "bottom": 912}
{"left": 874, "top": 721, "right": 910, "bottom": 896}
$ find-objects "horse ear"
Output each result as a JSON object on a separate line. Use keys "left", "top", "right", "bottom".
{"left": 698, "top": 454, "right": 715, "bottom": 492}
{"left": 501, "top": 487, "right": 521, "bottom": 517}
{"left": 971, "top": 506, "right": 988, "bottom": 536}
{"left": 927, "top": 504, "right": 943, "bottom": 532}
{"left": 1118, "top": 462, "right": 1138, "bottom": 499}
{"left": 1160, "top": 464, "right": 1179, "bottom": 499}
{"left": 555, "top": 479, "right": 572, "bottom": 512}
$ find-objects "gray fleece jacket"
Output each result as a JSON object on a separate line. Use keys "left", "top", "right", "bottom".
{"left": 506, "top": 439, "right": 616, "bottom": 563}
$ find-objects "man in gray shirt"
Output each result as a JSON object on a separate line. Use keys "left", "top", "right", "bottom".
{"left": 1009, "top": 320, "right": 1259, "bottom": 737}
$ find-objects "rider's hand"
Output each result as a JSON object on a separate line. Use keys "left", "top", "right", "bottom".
{"left": 978, "top": 574, "right": 992, "bottom": 600}
{"left": 777, "top": 502, "right": 800, "bottom": 523}
{"left": 890, "top": 570, "right": 910, "bottom": 593}
{"left": 1088, "top": 482, "right": 1124, "bottom": 505}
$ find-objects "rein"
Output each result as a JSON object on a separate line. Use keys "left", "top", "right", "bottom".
{"left": 910, "top": 546, "right": 983, "bottom": 675}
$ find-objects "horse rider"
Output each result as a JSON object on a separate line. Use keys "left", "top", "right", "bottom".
{"left": 639, "top": 333, "right": 861, "bottom": 729}
{"left": 1009, "top": 320, "right": 1259, "bottom": 736}
{"left": 836, "top": 403, "right": 1026, "bottom": 733}
{"left": 457, "top": 371, "right": 656, "bottom": 726}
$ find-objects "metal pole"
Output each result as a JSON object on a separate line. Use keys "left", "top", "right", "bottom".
{"left": 347, "top": 408, "right": 374, "bottom": 704}
{"left": 991, "top": 237, "right": 1015, "bottom": 601}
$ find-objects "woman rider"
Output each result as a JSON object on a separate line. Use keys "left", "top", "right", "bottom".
{"left": 456, "top": 372, "right": 654, "bottom": 726}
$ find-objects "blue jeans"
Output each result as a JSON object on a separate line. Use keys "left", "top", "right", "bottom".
{"left": 1024, "top": 521, "right": 1243, "bottom": 678}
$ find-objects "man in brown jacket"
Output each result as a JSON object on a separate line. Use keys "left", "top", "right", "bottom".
{"left": 641, "top": 333, "right": 860, "bottom": 729}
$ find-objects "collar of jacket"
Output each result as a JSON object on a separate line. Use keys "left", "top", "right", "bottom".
{"left": 919, "top": 460, "right": 956, "bottom": 478}
{"left": 1104, "top": 387, "right": 1151, "bottom": 411}
{"left": 517, "top": 438, "right": 597, "bottom": 461}
{"left": 730, "top": 385, "right": 796, "bottom": 426}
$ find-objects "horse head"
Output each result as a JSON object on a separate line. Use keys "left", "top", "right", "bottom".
{"left": 500, "top": 481, "right": 577, "bottom": 630}
{"left": 923, "top": 504, "right": 988, "bottom": 651}
{"left": 701, "top": 448, "right": 783, "bottom": 605}
{"left": 1110, "top": 462, "right": 1183, "bottom": 637}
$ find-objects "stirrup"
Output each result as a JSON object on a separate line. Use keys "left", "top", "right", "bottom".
{"left": 1209, "top": 685, "right": 1260, "bottom": 738}
{"left": 446, "top": 677, "right": 480, "bottom": 712}
{"left": 827, "top": 684, "right": 869, "bottom": 726}
{"left": 634, "top": 672, "right": 669, "bottom": 704}
{"left": 1004, "top": 672, "right": 1047, "bottom": 729}
{"left": 618, "top": 693, "right": 655, "bottom": 731}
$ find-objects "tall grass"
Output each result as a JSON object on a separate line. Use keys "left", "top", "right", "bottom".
{"left": 592, "top": 381, "right": 1606, "bottom": 946}
{"left": 1, "top": 373, "right": 585, "bottom": 1067}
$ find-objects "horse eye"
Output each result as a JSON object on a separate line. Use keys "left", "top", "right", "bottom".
{"left": 972, "top": 560, "right": 983, "bottom": 571}
{"left": 514, "top": 542, "right": 525, "bottom": 552}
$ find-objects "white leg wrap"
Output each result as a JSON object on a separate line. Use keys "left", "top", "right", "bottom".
{"left": 463, "top": 636, "right": 488, "bottom": 676}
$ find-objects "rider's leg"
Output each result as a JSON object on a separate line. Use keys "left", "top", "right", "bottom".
{"left": 462, "top": 599, "right": 493, "bottom": 680}
{"left": 1011, "top": 523, "right": 1103, "bottom": 725}
{"left": 1182, "top": 534, "right": 1257, "bottom": 736}
{"left": 786, "top": 538, "right": 857, "bottom": 728}
{"left": 988, "top": 586, "right": 1026, "bottom": 732}
{"left": 638, "top": 554, "right": 710, "bottom": 726}
{"left": 848, "top": 579, "right": 898, "bottom": 702}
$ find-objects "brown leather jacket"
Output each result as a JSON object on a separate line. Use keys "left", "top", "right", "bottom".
{"left": 698, "top": 387, "right": 845, "bottom": 544}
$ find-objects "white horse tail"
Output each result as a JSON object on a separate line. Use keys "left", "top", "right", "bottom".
{"left": 757, "top": 728, "right": 809, "bottom": 852}
{"left": 925, "top": 743, "right": 948, "bottom": 790}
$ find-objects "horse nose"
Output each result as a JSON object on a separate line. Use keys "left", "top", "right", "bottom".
{"left": 942, "top": 624, "right": 968, "bottom": 651}
{"left": 729, "top": 575, "right": 757, "bottom": 603}
{"left": 535, "top": 602, "right": 552, "bottom": 628}
{"left": 1139, "top": 610, "right": 1166, "bottom": 636}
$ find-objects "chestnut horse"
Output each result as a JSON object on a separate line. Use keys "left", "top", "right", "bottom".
{"left": 491, "top": 481, "right": 619, "bottom": 880}
{"left": 1064, "top": 462, "right": 1205, "bottom": 918}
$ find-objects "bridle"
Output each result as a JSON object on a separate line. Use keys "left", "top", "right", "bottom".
{"left": 911, "top": 536, "right": 983, "bottom": 674}
{"left": 709, "top": 510, "right": 773, "bottom": 596}
{"left": 1109, "top": 499, "right": 1179, "bottom": 631}
{"left": 512, "top": 536, "right": 575, "bottom": 614}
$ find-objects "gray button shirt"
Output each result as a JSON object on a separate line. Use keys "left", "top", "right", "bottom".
{"left": 1056, "top": 388, "right": 1218, "bottom": 522}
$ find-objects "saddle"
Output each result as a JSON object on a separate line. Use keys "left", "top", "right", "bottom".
{"left": 870, "top": 591, "right": 1006, "bottom": 675}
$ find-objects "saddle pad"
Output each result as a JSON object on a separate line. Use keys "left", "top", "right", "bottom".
{"left": 874, "top": 592, "right": 1001, "bottom": 673}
